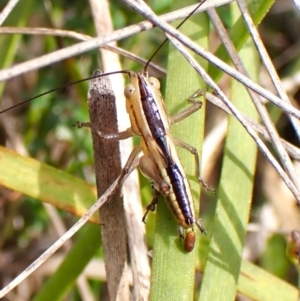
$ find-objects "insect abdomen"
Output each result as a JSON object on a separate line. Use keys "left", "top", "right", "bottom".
{"left": 165, "top": 163, "right": 195, "bottom": 228}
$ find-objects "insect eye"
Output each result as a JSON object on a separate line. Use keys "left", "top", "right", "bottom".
{"left": 124, "top": 84, "right": 135, "bottom": 98}
{"left": 149, "top": 77, "right": 160, "bottom": 89}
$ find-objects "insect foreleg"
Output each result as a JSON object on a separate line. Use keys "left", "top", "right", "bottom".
{"left": 169, "top": 91, "right": 204, "bottom": 125}
{"left": 96, "top": 127, "right": 134, "bottom": 141}
{"left": 173, "top": 137, "right": 214, "bottom": 192}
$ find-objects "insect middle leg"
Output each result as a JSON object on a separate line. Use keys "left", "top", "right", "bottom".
{"left": 173, "top": 137, "right": 213, "bottom": 193}
{"left": 169, "top": 90, "right": 214, "bottom": 192}
{"left": 169, "top": 90, "right": 205, "bottom": 125}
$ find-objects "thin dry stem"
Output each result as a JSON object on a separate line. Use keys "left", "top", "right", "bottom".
{"left": 0, "top": 159, "right": 139, "bottom": 298}
{"left": 237, "top": 0, "right": 300, "bottom": 142}
{"left": 0, "top": 0, "right": 20, "bottom": 26}
{"left": 89, "top": 0, "right": 150, "bottom": 299}
{"left": 0, "top": 26, "right": 165, "bottom": 75}
{"left": 168, "top": 35, "right": 300, "bottom": 201}
{"left": 89, "top": 1, "right": 131, "bottom": 299}
{"left": 122, "top": 0, "right": 300, "bottom": 121}
{"left": 207, "top": 8, "right": 300, "bottom": 196}
{"left": 0, "top": 1, "right": 233, "bottom": 82}
{"left": 206, "top": 93, "right": 300, "bottom": 160}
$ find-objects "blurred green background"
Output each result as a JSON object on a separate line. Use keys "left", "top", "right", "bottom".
{"left": 0, "top": 0, "right": 300, "bottom": 300}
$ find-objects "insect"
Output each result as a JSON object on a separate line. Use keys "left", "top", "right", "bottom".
{"left": 90, "top": 69, "right": 210, "bottom": 252}
{"left": 0, "top": 1, "right": 211, "bottom": 254}
{"left": 0, "top": 1, "right": 216, "bottom": 299}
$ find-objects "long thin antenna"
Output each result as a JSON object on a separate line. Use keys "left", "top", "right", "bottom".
{"left": 1, "top": 1, "right": 208, "bottom": 114}
{"left": 143, "top": 0, "right": 208, "bottom": 72}
{"left": 0, "top": 70, "right": 130, "bottom": 114}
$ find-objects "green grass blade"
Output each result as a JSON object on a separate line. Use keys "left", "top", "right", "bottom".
{"left": 199, "top": 236, "right": 299, "bottom": 300}
{"left": 238, "top": 260, "right": 298, "bottom": 301}
{"left": 0, "top": 146, "right": 98, "bottom": 223}
{"left": 199, "top": 5, "right": 259, "bottom": 300}
{"left": 149, "top": 5, "right": 209, "bottom": 300}
{"left": 208, "top": 0, "right": 275, "bottom": 82}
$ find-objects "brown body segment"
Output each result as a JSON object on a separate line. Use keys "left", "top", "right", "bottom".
{"left": 184, "top": 230, "right": 196, "bottom": 252}
{"left": 123, "top": 71, "right": 204, "bottom": 251}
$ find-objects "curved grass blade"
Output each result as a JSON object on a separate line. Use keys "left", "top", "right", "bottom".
{"left": 0, "top": 146, "right": 99, "bottom": 223}
{"left": 150, "top": 4, "right": 209, "bottom": 300}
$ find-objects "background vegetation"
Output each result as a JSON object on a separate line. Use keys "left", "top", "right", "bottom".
{"left": 0, "top": 0, "right": 300, "bottom": 300}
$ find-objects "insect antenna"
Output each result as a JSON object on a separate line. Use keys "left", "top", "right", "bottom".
{"left": 0, "top": 70, "right": 131, "bottom": 114}
{"left": 143, "top": 0, "right": 208, "bottom": 73}
{"left": 0, "top": 1, "right": 208, "bottom": 115}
